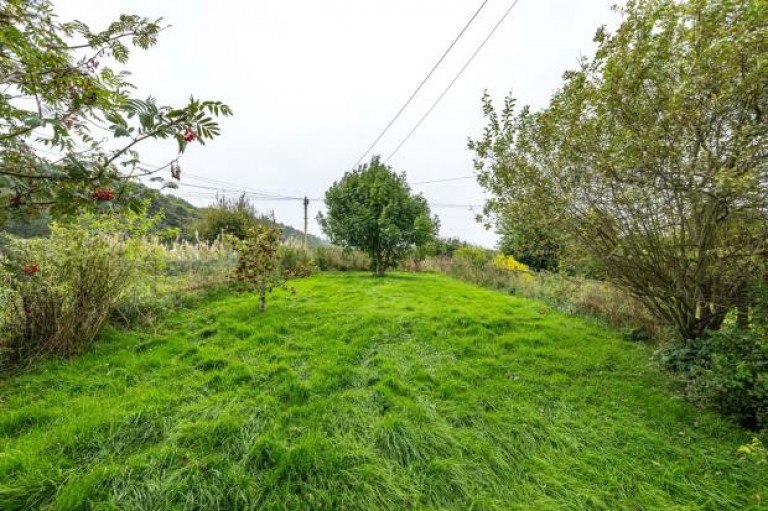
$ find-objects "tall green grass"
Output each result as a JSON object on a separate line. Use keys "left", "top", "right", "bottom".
{"left": 0, "top": 273, "right": 765, "bottom": 509}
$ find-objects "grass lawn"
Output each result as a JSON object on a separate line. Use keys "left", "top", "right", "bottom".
{"left": 0, "top": 272, "right": 765, "bottom": 510}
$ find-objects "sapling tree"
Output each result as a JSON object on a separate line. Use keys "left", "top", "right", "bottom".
{"left": 318, "top": 156, "right": 439, "bottom": 276}
{"left": 0, "top": 0, "right": 232, "bottom": 221}
{"left": 231, "top": 224, "right": 310, "bottom": 313}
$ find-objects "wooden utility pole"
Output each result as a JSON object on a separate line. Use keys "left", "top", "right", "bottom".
{"left": 303, "top": 196, "right": 309, "bottom": 248}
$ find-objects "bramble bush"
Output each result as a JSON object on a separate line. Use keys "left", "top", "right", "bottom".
{"left": 0, "top": 212, "right": 163, "bottom": 366}
{"left": 658, "top": 281, "right": 768, "bottom": 431}
{"left": 658, "top": 329, "right": 768, "bottom": 431}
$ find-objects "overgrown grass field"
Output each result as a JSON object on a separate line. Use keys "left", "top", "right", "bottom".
{"left": 1, "top": 273, "right": 765, "bottom": 510}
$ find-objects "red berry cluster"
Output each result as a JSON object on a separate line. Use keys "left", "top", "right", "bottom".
{"left": 22, "top": 263, "right": 39, "bottom": 276}
{"left": 182, "top": 129, "right": 198, "bottom": 142}
{"left": 91, "top": 188, "right": 115, "bottom": 201}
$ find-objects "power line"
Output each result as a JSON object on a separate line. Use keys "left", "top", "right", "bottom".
{"left": 147, "top": 166, "right": 485, "bottom": 211}
{"left": 349, "top": 0, "right": 491, "bottom": 170}
{"left": 182, "top": 172, "right": 295, "bottom": 199}
{"left": 175, "top": 183, "right": 302, "bottom": 200}
{"left": 409, "top": 175, "right": 475, "bottom": 185}
{"left": 430, "top": 203, "right": 483, "bottom": 209}
{"left": 385, "top": 0, "right": 521, "bottom": 164}
{"left": 134, "top": 159, "right": 305, "bottom": 200}
{"left": 166, "top": 188, "right": 482, "bottom": 211}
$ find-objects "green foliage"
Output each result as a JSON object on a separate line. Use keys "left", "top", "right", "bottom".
{"left": 0, "top": 273, "right": 764, "bottom": 509}
{"left": 112, "top": 236, "right": 236, "bottom": 328}
{"left": 453, "top": 246, "right": 492, "bottom": 267}
{"left": 195, "top": 194, "right": 262, "bottom": 242}
{"left": 401, "top": 237, "right": 471, "bottom": 272}
{"left": 231, "top": 224, "right": 309, "bottom": 312}
{"left": 318, "top": 157, "right": 438, "bottom": 276}
{"left": 310, "top": 245, "right": 370, "bottom": 272}
{"left": 0, "top": 214, "right": 51, "bottom": 239}
{"left": 0, "top": 0, "right": 231, "bottom": 221}
{"left": 470, "top": 0, "right": 768, "bottom": 340}
{"left": 738, "top": 436, "right": 768, "bottom": 464}
{"left": 497, "top": 220, "right": 561, "bottom": 272}
{"left": 428, "top": 237, "right": 471, "bottom": 258}
{"left": 141, "top": 185, "right": 203, "bottom": 237}
{"left": 659, "top": 329, "right": 768, "bottom": 430}
{"left": 0, "top": 211, "right": 163, "bottom": 365}
{"left": 193, "top": 193, "right": 325, "bottom": 246}
{"left": 276, "top": 245, "right": 315, "bottom": 275}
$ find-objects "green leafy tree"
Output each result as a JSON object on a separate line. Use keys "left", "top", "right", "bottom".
{"left": 0, "top": 0, "right": 231, "bottom": 220}
{"left": 194, "top": 194, "right": 261, "bottom": 242}
{"left": 318, "top": 157, "right": 438, "bottom": 276}
{"left": 231, "top": 224, "right": 309, "bottom": 313}
{"left": 497, "top": 219, "right": 561, "bottom": 272}
{"left": 470, "top": 0, "right": 767, "bottom": 340}
{"left": 429, "top": 237, "right": 471, "bottom": 258}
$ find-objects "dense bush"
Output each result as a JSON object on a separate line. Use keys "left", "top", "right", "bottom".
{"left": 194, "top": 194, "right": 262, "bottom": 242}
{"left": 497, "top": 220, "right": 561, "bottom": 272}
{"left": 453, "top": 246, "right": 492, "bottom": 267}
{"left": 0, "top": 213, "right": 162, "bottom": 365}
{"left": 658, "top": 329, "right": 768, "bottom": 431}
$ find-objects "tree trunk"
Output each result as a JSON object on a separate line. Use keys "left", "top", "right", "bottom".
{"left": 258, "top": 282, "right": 267, "bottom": 313}
{"left": 373, "top": 254, "right": 384, "bottom": 277}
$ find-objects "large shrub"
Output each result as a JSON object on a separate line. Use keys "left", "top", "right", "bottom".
{"left": 0, "top": 213, "right": 162, "bottom": 365}
{"left": 453, "top": 246, "right": 492, "bottom": 267}
{"left": 497, "top": 220, "right": 561, "bottom": 272}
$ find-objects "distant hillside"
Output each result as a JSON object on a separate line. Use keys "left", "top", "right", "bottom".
{"left": 1, "top": 183, "right": 327, "bottom": 246}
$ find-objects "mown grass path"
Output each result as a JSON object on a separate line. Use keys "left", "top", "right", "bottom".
{"left": 1, "top": 272, "right": 765, "bottom": 510}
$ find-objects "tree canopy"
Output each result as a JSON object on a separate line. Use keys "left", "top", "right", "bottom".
{"left": 0, "top": 0, "right": 231, "bottom": 221}
{"left": 318, "top": 157, "right": 438, "bottom": 276}
{"left": 470, "top": 0, "right": 768, "bottom": 340}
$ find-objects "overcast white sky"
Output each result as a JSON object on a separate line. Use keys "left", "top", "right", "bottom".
{"left": 57, "top": 0, "right": 622, "bottom": 247}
